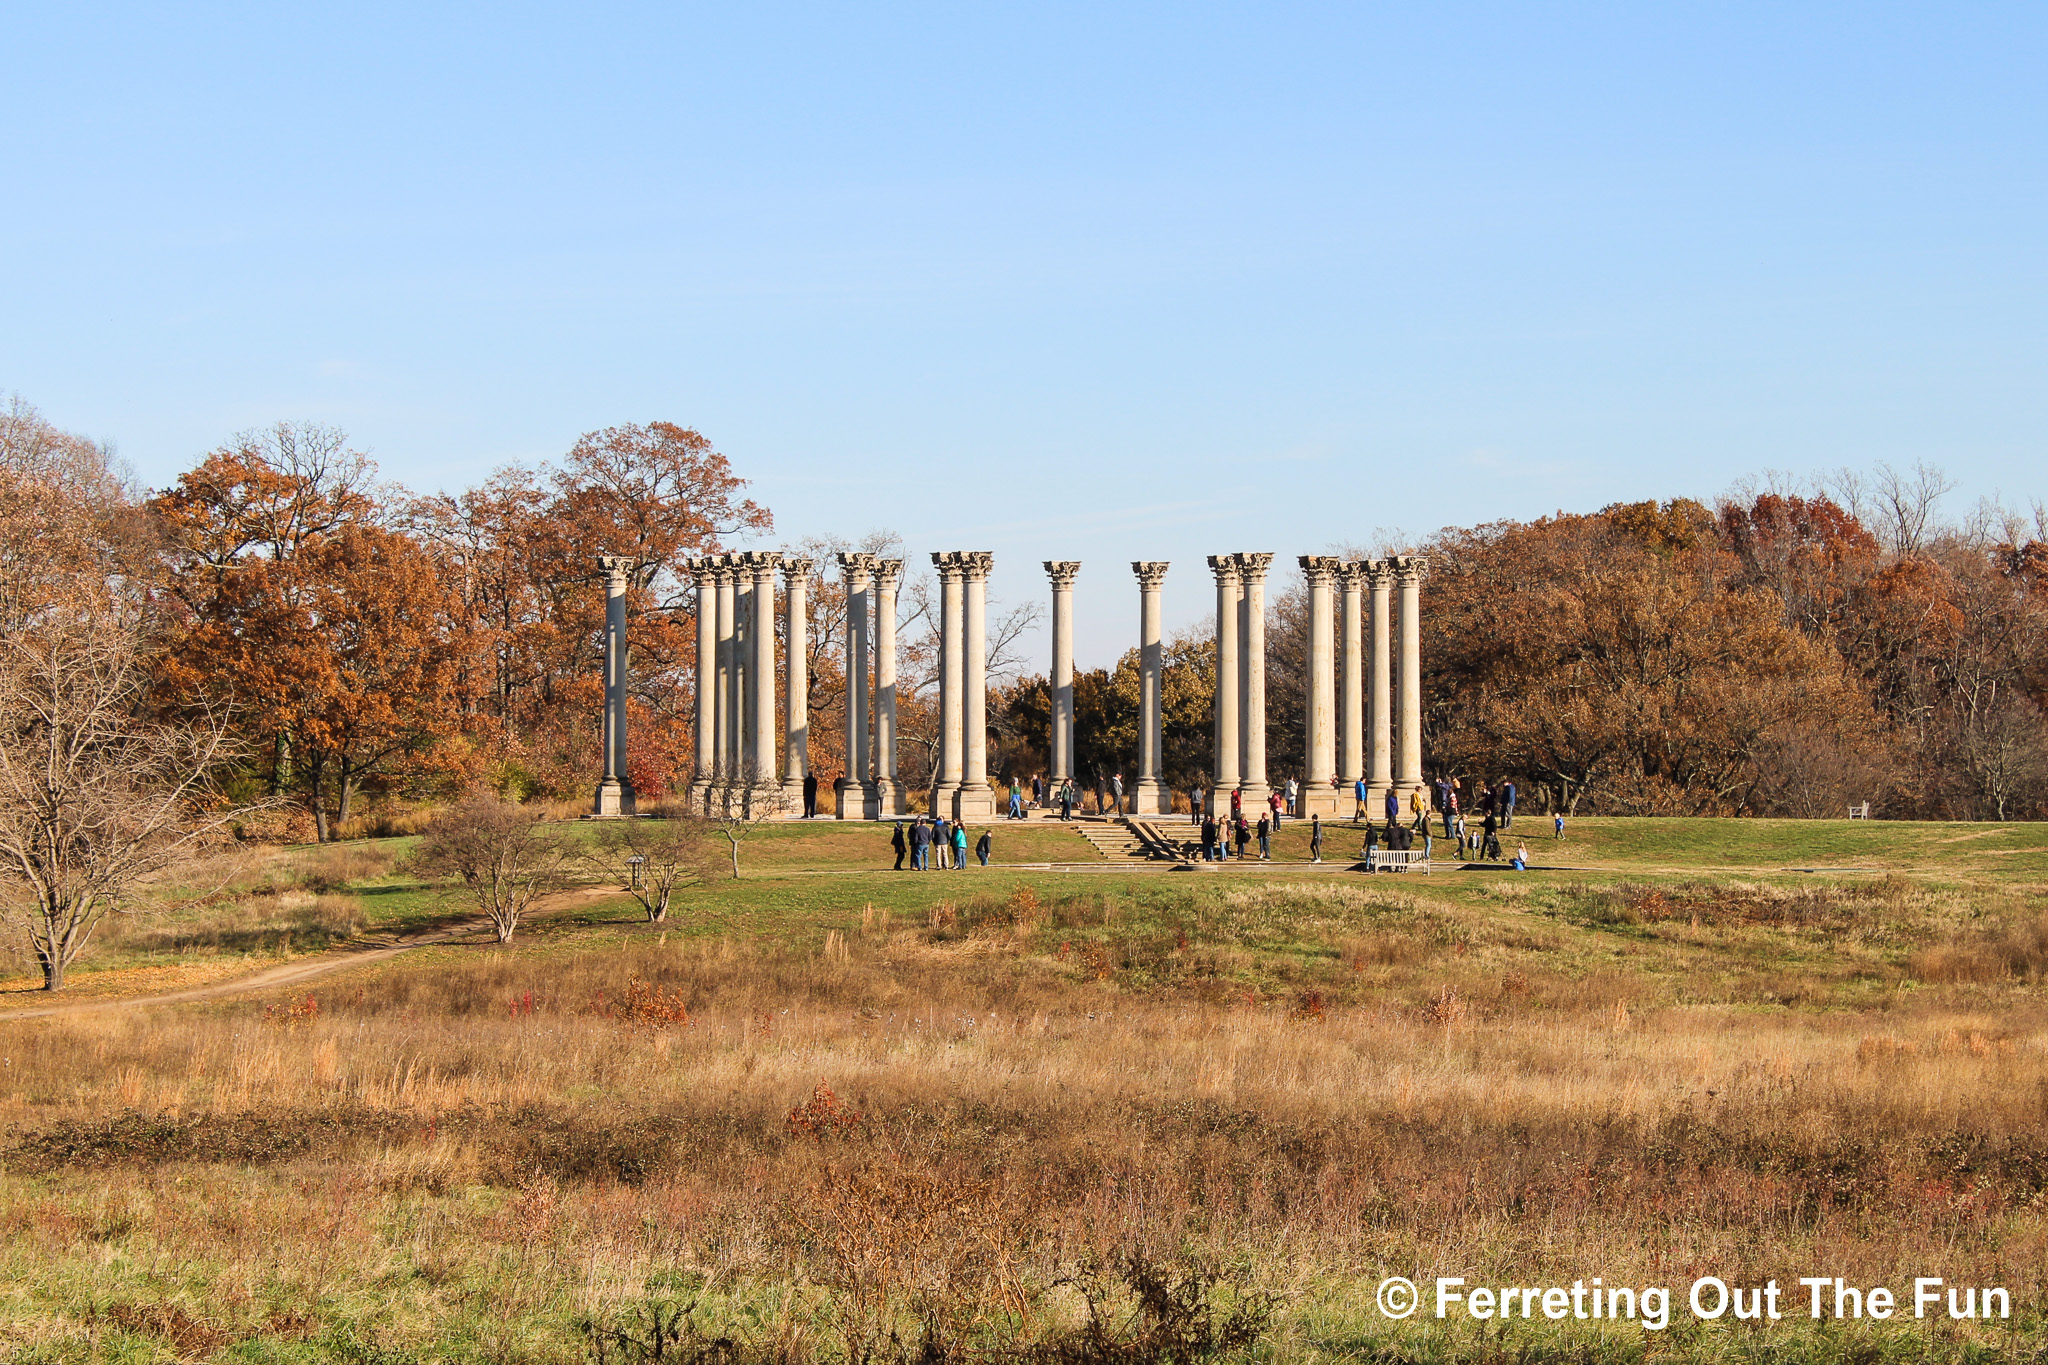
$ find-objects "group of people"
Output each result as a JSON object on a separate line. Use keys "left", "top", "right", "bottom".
{"left": 1187, "top": 782, "right": 1297, "bottom": 829}
{"left": 890, "top": 816, "right": 993, "bottom": 870}
{"left": 997, "top": 773, "right": 1122, "bottom": 820}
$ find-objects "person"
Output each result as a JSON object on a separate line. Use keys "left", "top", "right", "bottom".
{"left": 1422, "top": 828, "right": 1433, "bottom": 863}
{"left": 1111, "top": 772, "right": 1125, "bottom": 815}
{"left": 1554, "top": 811, "right": 1566, "bottom": 841}
{"left": 1283, "top": 778, "right": 1297, "bottom": 819}
{"left": 1481, "top": 809, "right": 1500, "bottom": 861}
{"left": 891, "top": 821, "right": 907, "bottom": 871}
{"left": 1453, "top": 810, "right": 1467, "bottom": 854}
{"left": 1353, "top": 776, "right": 1368, "bottom": 822}
{"left": 938, "top": 817, "right": 956, "bottom": 869}
{"left": 1511, "top": 840, "right": 1528, "bottom": 871}
{"left": 1234, "top": 816, "right": 1251, "bottom": 861}
{"left": 1200, "top": 813, "right": 1218, "bottom": 861}
{"left": 1270, "top": 789, "right": 1285, "bottom": 826}
{"left": 1362, "top": 821, "right": 1378, "bottom": 870}
{"left": 1190, "top": 786, "right": 1204, "bottom": 826}
{"left": 1383, "top": 787, "right": 1399, "bottom": 829}
{"left": 1230, "top": 787, "right": 1243, "bottom": 822}
{"left": 976, "top": 828, "right": 992, "bottom": 866}
{"left": 1256, "top": 813, "right": 1270, "bottom": 860}
{"left": 1444, "top": 784, "right": 1459, "bottom": 839}
{"left": 952, "top": 821, "right": 968, "bottom": 869}
{"left": 1501, "top": 779, "right": 1517, "bottom": 830}
{"left": 1059, "top": 780, "right": 1073, "bottom": 821}
{"left": 1031, "top": 773, "right": 1043, "bottom": 809}
{"left": 1008, "top": 783, "right": 1023, "bottom": 820}
{"left": 1310, "top": 813, "right": 1323, "bottom": 864}
{"left": 1409, "top": 786, "right": 1429, "bottom": 832}
{"left": 909, "top": 817, "right": 930, "bottom": 871}
{"left": 803, "top": 770, "right": 819, "bottom": 819}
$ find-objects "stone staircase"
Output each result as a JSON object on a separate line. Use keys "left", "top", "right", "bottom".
{"left": 1067, "top": 818, "right": 1193, "bottom": 862}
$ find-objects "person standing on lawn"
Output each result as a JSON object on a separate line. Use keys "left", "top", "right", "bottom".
{"left": 1200, "top": 813, "right": 1218, "bottom": 860}
{"left": 1354, "top": 776, "right": 1368, "bottom": 822}
{"left": 976, "top": 828, "right": 992, "bottom": 866}
{"left": 1310, "top": 814, "right": 1324, "bottom": 864}
{"left": 910, "top": 817, "right": 930, "bottom": 871}
{"left": 891, "top": 822, "right": 907, "bottom": 870}
{"left": 952, "top": 822, "right": 968, "bottom": 869}
{"left": 1256, "top": 813, "right": 1271, "bottom": 860}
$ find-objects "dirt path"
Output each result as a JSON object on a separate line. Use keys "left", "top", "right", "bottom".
{"left": 0, "top": 888, "right": 618, "bottom": 1023}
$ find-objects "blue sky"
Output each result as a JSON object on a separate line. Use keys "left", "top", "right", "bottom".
{"left": 5, "top": 3, "right": 2044, "bottom": 664}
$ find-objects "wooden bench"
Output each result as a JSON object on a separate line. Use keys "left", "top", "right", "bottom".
{"left": 1847, "top": 802, "right": 1872, "bottom": 820}
{"left": 1365, "top": 848, "right": 1431, "bottom": 873}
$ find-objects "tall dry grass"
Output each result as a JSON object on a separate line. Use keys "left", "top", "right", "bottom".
{"left": 4, "top": 878, "right": 2046, "bottom": 1361}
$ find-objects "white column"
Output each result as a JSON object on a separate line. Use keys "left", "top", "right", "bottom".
{"left": 1394, "top": 555, "right": 1427, "bottom": 808}
{"left": 836, "top": 553, "right": 875, "bottom": 819}
{"left": 1365, "top": 560, "right": 1393, "bottom": 815}
{"left": 730, "top": 564, "right": 751, "bottom": 785}
{"left": 1237, "top": 552, "right": 1273, "bottom": 810}
{"left": 748, "top": 553, "right": 781, "bottom": 808}
{"left": 957, "top": 551, "right": 995, "bottom": 819}
{"left": 932, "top": 553, "right": 966, "bottom": 809}
{"left": 781, "top": 558, "right": 813, "bottom": 808}
{"left": 593, "top": 555, "right": 636, "bottom": 816}
{"left": 1338, "top": 561, "right": 1364, "bottom": 807}
{"left": 872, "top": 559, "right": 905, "bottom": 814}
{"left": 1298, "top": 556, "right": 1340, "bottom": 815}
{"left": 688, "top": 557, "right": 717, "bottom": 811}
{"left": 1044, "top": 561, "right": 1080, "bottom": 789}
{"left": 1133, "top": 562, "right": 1170, "bottom": 815}
{"left": 713, "top": 559, "right": 738, "bottom": 789}
{"left": 1208, "top": 555, "right": 1241, "bottom": 813}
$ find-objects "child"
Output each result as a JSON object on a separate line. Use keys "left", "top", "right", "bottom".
{"left": 1554, "top": 812, "right": 1565, "bottom": 841}
{"left": 1512, "top": 841, "right": 1528, "bottom": 871}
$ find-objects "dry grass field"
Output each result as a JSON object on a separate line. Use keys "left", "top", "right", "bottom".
{"left": 3, "top": 817, "right": 2047, "bottom": 1363}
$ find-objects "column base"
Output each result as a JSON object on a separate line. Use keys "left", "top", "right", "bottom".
{"left": 951, "top": 783, "right": 995, "bottom": 821}
{"left": 1297, "top": 784, "right": 1343, "bottom": 816}
{"left": 834, "top": 778, "right": 878, "bottom": 820}
{"left": 1238, "top": 781, "right": 1272, "bottom": 817}
{"left": 592, "top": 779, "right": 637, "bottom": 818}
{"left": 685, "top": 780, "right": 714, "bottom": 814}
{"left": 746, "top": 784, "right": 789, "bottom": 818}
{"left": 1208, "top": 783, "right": 1240, "bottom": 819}
{"left": 1132, "top": 779, "right": 1172, "bottom": 816}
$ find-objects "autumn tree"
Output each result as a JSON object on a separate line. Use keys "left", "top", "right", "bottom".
{"left": 412, "top": 790, "right": 568, "bottom": 943}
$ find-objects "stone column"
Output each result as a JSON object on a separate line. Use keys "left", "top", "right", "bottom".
{"left": 688, "top": 557, "right": 717, "bottom": 811}
{"left": 780, "top": 558, "right": 812, "bottom": 809}
{"left": 836, "top": 553, "right": 875, "bottom": 819}
{"left": 956, "top": 551, "right": 995, "bottom": 819}
{"left": 592, "top": 555, "right": 637, "bottom": 816}
{"left": 1393, "top": 555, "right": 1427, "bottom": 808}
{"left": 1298, "top": 556, "right": 1340, "bottom": 814}
{"left": 1236, "top": 552, "right": 1274, "bottom": 811}
{"left": 733, "top": 566, "right": 753, "bottom": 786}
{"left": 1207, "top": 555, "right": 1241, "bottom": 813}
{"left": 747, "top": 553, "right": 782, "bottom": 809}
{"left": 1132, "top": 562, "right": 1170, "bottom": 815}
{"left": 1337, "top": 561, "right": 1365, "bottom": 808}
{"left": 1044, "top": 561, "right": 1080, "bottom": 792}
{"left": 931, "top": 553, "right": 966, "bottom": 811}
{"left": 872, "top": 559, "right": 906, "bottom": 814}
{"left": 713, "top": 558, "right": 738, "bottom": 790}
{"left": 1365, "top": 560, "right": 1393, "bottom": 814}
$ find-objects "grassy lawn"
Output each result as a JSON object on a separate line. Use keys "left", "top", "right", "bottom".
{"left": 3, "top": 815, "right": 2047, "bottom": 1361}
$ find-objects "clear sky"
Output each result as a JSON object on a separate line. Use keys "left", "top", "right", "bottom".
{"left": 6, "top": 3, "right": 2044, "bottom": 666}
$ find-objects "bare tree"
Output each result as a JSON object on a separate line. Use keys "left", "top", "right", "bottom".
{"left": 0, "top": 616, "right": 253, "bottom": 989}
{"left": 705, "top": 760, "right": 788, "bottom": 878}
{"left": 412, "top": 791, "right": 569, "bottom": 943}
{"left": 585, "top": 815, "right": 717, "bottom": 922}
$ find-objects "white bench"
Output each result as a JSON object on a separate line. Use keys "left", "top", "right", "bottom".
{"left": 1366, "top": 848, "right": 1431, "bottom": 873}
{"left": 1848, "top": 802, "right": 1872, "bottom": 820}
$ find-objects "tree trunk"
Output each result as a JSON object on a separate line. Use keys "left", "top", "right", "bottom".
{"left": 336, "top": 774, "right": 357, "bottom": 833}
{"left": 39, "top": 949, "right": 63, "bottom": 991}
{"left": 307, "top": 760, "right": 331, "bottom": 842}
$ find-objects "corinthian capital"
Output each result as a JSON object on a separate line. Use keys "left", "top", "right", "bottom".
{"left": 1297, "top": 554, "right": 1341, "bottom": 584}
{"left": 1131, "top": 561, "right": 1169, "bottom": 591}
{"left": 1044, "top": 560, "right": 1082, "bottom": 589}
{"left": 1234, "top": 552, "right": 1275, "bottom": 583}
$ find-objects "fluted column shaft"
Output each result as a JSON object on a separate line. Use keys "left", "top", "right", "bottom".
{"left": 1208, "top": 555, "right": 1241, "bottom": 811}
{"left": 689, "top": 559, "right": 717, "bottom": 808}
{"left": 872, "top": 560, "right": 905, "bottom": 814}
{"left": 957, "top": 551, "right": 995, "bottom": 818}
{"left": 933, "top": 554, "right": 966, "bottom": 805}
{"left": 1299, "top": 556, "right": 1339, "bottom": 814}
{"left": 1365, "top": 561, "right": 1393, "bottom": 812}
{"left": 1394, "top": 555, "right": 1426, "bottom": 806}
{"left": 748, "top": 555, "right": 781, "bottom": 801}
{"left": 731, "top": 569, "right": 752, "bottom": 779}
{"left": 1045, "top": 562, "right": 1080, "bottom": 787}
{"left": 1338, "top": 562, "right": 1364, "bottom": 798}
{"left": 593, "top": 555, "right": 636, "bottom": 816}
{"left": 1133, "top": 562, "right": 1170, "bottom": 815}
{"left": 836, "top": 554, "right": 874, "bottom": 818}
{"left": 1237, "top": 552, "right": 1273, "bottom": 809}
{"left": 713, "top": 563, "right": 738, "bottom": 783}
{"left": 781, "top": 558, "right": 813, "bottom": 805}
